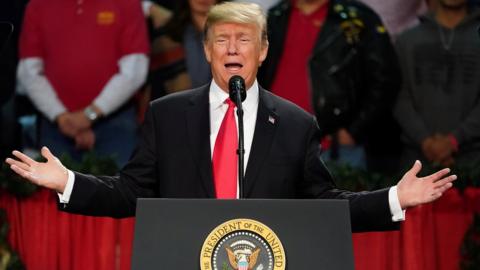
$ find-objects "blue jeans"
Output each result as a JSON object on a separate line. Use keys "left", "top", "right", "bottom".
{"left": 321, "top": 145, "right": 367, "bottom": 170}
{"left": 39, "top": 106, "right": 138, "bottom": 167}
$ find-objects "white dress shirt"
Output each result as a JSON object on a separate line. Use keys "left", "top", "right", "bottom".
{"left": 59, "top": 78, "right": 405, "bottom": 221}
{"left": 209, "top": 79, "right": 259, "bottom": 198}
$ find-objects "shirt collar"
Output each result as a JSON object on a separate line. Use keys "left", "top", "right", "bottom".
{"left": 209, "top": 79, "right": 259, "bottom": 113}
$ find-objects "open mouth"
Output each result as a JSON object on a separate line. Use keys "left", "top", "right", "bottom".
{"left": 225, "top": 63, "right": 243, "bottom": 72}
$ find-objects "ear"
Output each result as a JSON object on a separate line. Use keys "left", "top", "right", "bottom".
{"left": 203, "top": 41, "right": 212, "bottom": 63}
{"left": 258, "top": 41, "right": 269, "bottom": 63}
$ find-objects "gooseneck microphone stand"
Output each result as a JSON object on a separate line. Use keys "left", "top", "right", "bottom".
{"left": 228, "top": 75, "right": 246, "bottom": 199}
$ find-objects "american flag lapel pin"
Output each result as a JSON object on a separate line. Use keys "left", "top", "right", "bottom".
{"left": 268, "top": 115, "right": 275, "bottom": 125}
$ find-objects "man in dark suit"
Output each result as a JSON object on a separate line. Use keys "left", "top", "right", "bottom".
{"left": 6, "top": 2, "right": 456, "bottom": 233}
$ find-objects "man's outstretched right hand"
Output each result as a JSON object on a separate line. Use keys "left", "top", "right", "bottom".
{"left": 5, "top": 146, "right": 68, "bottom": 193}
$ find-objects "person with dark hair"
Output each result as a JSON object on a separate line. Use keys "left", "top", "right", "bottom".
{"left": 258, "top": 0, "right": 402, "bottom": 173}
{"left": 147, "top": 0, "right": 227, "bottom": 100}
{"left": 394, "top": 0, "right": 480, "bottom": 168}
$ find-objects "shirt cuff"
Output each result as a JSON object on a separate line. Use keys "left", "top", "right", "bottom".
{"left": 57, "top": 170, "right": 75, "bottom": 204}
{"left": 49, "top": 107, "right": 67, "bottom": 122}
{"left": 389, "top": 186, "right": 406, "bottom": 222}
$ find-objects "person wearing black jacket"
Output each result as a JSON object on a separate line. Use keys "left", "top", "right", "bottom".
{"left": 258, "top": 0, "right": 402, "bottom": 173}
{"left": 0, "top": 0, "right": 28, "bottom": 161}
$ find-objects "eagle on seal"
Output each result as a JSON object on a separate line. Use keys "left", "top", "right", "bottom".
{"left": 226, "top": 246, "right": 260, "bottom": 270}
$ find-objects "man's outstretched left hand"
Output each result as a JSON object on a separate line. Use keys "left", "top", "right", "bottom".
{"left": 397, "top": 160, "right": 457, "bottom": 209}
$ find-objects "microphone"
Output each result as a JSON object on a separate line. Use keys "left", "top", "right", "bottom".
{"left": 228, "top": 75, "right": 246, "bottom": 105}
{"left": 228, "top": 75, "right": 246, "bottom": 199}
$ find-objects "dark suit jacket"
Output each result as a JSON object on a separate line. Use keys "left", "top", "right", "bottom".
{"left": 63, "top": 84, "right": 398, "bottom": 232}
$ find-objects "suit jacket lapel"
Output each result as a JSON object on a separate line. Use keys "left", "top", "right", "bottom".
{"left": 185, "top": 85, "right": 215, "bottom": 198}
{"left": 245, "top": 88, "right": 278, "bottom": 196}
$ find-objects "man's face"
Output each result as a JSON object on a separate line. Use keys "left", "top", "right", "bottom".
{"left": 204, "top": 22, "right": 268, "bottom": 92}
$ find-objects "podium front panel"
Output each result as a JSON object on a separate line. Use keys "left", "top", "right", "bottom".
{"left": 132, "top": 199, "right": 354, "bottom": 270}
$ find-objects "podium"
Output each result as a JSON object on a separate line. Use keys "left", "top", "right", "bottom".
{"left": 132, "top": 199, "right": 354, "bottom": 270}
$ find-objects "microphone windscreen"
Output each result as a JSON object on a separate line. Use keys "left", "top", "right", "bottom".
{"left": 228, "top": 75, "right": 246, "bottom": 104}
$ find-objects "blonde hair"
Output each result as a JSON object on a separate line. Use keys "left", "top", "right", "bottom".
{"left": 204, "top": 2, "right": 268, "bottom": 46}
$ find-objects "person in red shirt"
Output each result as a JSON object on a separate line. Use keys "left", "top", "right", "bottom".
{"left": 259, "top": 0, "right": 402, "bottom": 173}
{"left": 17, "top": 0, "right": 149, "bottom": 165}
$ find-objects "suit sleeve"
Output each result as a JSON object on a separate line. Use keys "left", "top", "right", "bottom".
{"left": 303, "top": 117, "right": 399, "bottom": 232}
{"left": 61, "top": 105, "right": 158, "bottom": 217}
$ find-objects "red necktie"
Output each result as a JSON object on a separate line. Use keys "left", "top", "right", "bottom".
{"left": 212, "top": 99, "right": 238, "bottom": 199}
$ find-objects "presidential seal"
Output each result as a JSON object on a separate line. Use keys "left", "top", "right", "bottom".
{"left": 200, "top": 219, "right": 286, "bottom": 270}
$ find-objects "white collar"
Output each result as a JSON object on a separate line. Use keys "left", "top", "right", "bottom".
{"left": 209, "top": 79, "right": 259, "bottom": 112}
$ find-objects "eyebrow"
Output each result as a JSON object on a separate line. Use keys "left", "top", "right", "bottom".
{"left": 215, "top": 33, "right": 229, "bottom": 39}
{"left": 214, "top": 32, "right": 253, "bottom": 39}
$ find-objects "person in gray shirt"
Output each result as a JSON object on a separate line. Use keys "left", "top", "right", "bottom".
{"left": 394, "top": 0, "right": 480, "bottom": 167}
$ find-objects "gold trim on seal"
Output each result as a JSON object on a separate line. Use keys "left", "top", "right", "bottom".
{"left": 200, "top": 218, "right": 286, "bottom": 270}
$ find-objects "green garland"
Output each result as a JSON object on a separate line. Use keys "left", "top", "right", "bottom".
{"left": 0, "top": 210, "right": 24, "bottom": 270}
{"left": 0, "top": 152, "right": 118, "bottom": 270}
{"left": 0, "top": 163, "right": 38, "bottom": 198}
{"left": 58, "top": 152, "right": 118, "bottom": 176}
{"left": 461, "top": 214, "right": 480, "bottom": 270}
{"left": 329, "top": 160, "right": 480, "bottom": 270}
{"left": 329, "top": 160, "right": 480, "bottom": 191}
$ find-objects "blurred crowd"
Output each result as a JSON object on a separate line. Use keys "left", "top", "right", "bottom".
{"left": 1, "top": 0, "right": 480, "bottom": 177}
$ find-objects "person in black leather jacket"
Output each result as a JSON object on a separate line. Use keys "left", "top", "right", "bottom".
{"left": 258, "top": 0, "right": 402, "bottom": 173}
